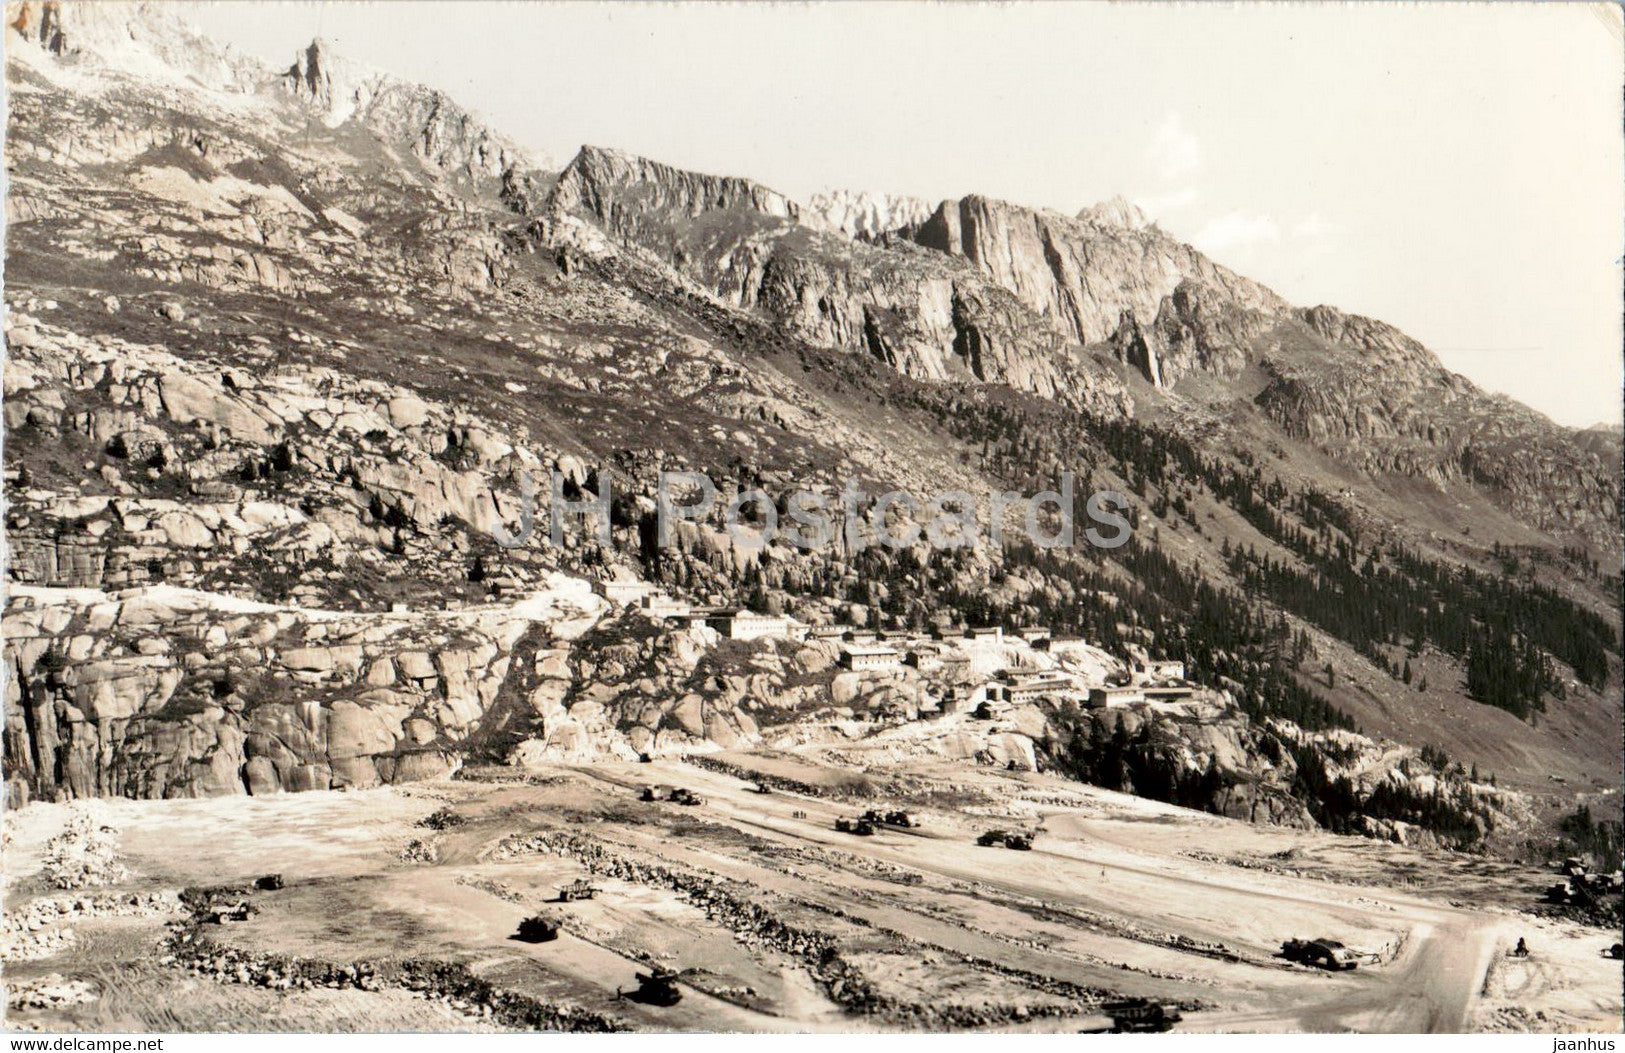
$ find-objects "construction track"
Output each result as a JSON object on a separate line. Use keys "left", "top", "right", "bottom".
{"left": 4, "top": 759, "right": 1620, "bottom": 1033}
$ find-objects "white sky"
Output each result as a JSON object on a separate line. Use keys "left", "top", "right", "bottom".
{"left": 184, "top": 1, "right": 1625, "bottom": 428}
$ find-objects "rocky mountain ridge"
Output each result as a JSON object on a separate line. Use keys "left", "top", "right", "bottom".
{"left": 803, "top": 189, "right": 935, "bottom": 241}
{"left": 530, "top": 139, "right": 1617, "bottom": 553}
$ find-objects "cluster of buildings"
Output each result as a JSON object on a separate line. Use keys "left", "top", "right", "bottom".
{"left": 594, "top": 578, "right": 1206, "bottom": 716}
{"left": 596, "top": 580, "right": 804, "bottom": 641}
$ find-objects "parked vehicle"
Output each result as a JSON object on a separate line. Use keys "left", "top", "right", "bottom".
{"left": 1282, "top": 937, "right": 1362, "bottom": 970}
{"left": 1105, "top": 998, "right": 1183, "bottom": 1032}
{"left": 204, "top": 899, "right": 255, "bottom": 924}
{"left": 515, "top": 915, "right": 561, "bottom": 943}
{"left": 557, "top": 879, "right": 600, "bottom": 902}
{"left": 860, "top": 809, "right": 917, "bottom": 828}
{"left": 978, "top": 829, "right": 1033, "bottom": 850}
{"left": 628, "top": 966, "right": 683, "bottom": 1006}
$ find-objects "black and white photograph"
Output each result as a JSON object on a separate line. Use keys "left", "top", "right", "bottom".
{"left": 1, "top": 0, "right": 1621, "bottom": 1039}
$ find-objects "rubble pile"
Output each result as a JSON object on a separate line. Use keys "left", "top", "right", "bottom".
{"left": 495, "top": 830, "right": 837, "bottom": 960}
{"left": 39, "top": 808, "right": 128, "bottom": 889}
{"left": 0, "top": 867, "right": 175, "bottom": 964}
{"left": 494, "top": 830, "right": 1108, "bottom": 1027}
{"left": 682, "top": 757, "right": 845, "bottom": 799}
{"left": 1, "top": 925, "right": 76, "bottom": 962}
{"left": 7, "top": 889, "right": 181, "bottom": 933}
{"left": 5, "top": 973, "right": 98, "bottom": 1012}
{"left": 161, "top": 924, "right": 621, "bottom": 1031}
{"left": 417, "top": 808, "right": 467, "bottom": 830}
{"left": 399, "top": 838, "right": 440, "bottom": 864}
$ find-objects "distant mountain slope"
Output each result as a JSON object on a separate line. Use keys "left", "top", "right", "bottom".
{"left": 3, "top": 3, "right": 1618, "bottom": 832}
{"left": 539, "top": 141, "right": 1619, "bottom": 554}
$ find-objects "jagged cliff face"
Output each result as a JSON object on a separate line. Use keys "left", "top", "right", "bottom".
{"left": 542, "top": 146, "right": 1134, "bottom": 416}
{"left": 804, "top": 189, "right": 935, "bottom": 241}
{"left": 549, "top": 145, "right": 801, "bottom": 239}
{"left": 911, "top": 194, "right": 1287, "bottom": 352}
{"left": 1246, "top": 309, "right": 1622, "bottom": 537}
{"left": 6, "top": 0, "right": 263, "bottom": 91}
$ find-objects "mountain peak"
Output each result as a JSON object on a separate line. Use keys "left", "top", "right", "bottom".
{"left": 280, "top": 35, "right": 548, "bottom": 196}
{"left": 281, "top": 37, "right": 380, "bottom": 125}
{"left": 284, "top": 35, "right": 387, "bottom": 127}
{"left": 803, "top": 189, "right": 936, "bottom": 240}
{"left": 550, "top": 145, "right": 801, "bottom": 224}
{"left": 7, "top": 0, "right": 265, "bottom": 92}
{"left": 1077, "top": 194, "right": 1151, "bottom": 230}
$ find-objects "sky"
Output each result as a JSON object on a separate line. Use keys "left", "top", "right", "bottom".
{"left": 184, "top": 1, "right": 1624, "bottom": 428}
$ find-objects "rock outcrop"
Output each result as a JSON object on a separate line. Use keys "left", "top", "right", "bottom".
{"left": 6, "top": 0, "right": 263, "bottom": 92}
{"left": 1076, "top": 194, "right": 1152, "bottom": 231}
{"left": 911, "top": 194, "right": 1287, "bottom": 350}
{"left": 541, "top": 147, "right": 1133, "bottom": 416}
{"left": 804, "top": 189, "right": 935, "bottom": 242}
{"left": 3, "top": 575, "right": 605, "bottom": 801}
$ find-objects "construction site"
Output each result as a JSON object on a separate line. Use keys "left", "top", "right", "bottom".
{"left": 4, "top": 755, "right": 1620, "bottom": 1034}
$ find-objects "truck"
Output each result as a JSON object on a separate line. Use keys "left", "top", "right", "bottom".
{"left": 557, "top": 879, "right": 600, "bottom": 902}
{"left": 836, "top": 817, "right": 876, "bottom": 836}
{"left": 203, "top": 899, "right": 255, "bottom": 924}
{"left": 515, "top": 915, "right": 561, "bottom": 943}
{"left": 1077, "top": 998, "right": 1183, "bottom": 1033}
{"left": 629, "top": 966, "right": 683, "bottom": 1006}
{"left": 977, "top": 829, "right": 1033, "bottom": 850}
{"left": 642, "top": 785, "right": 704, "bottom": 806}
{"left": 1282, "top": 937, "right": 1362, "bottom": 970}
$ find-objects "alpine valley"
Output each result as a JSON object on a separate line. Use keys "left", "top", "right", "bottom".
{"left": 2, "top": 2, "right": 1621, "bottom": 1035}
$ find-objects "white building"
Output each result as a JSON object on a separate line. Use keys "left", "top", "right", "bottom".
{"left": 841, "top": 645, "right": 902, "bottom": 672}
{"left": 1147, "top": 660, "right": 1185, "bottom": 681}
{"left": 640, "top": 593, "right": 691, "bottom": 619}
{"left": 1005, "top": 672, "right": 1075, "bottom": 703}
{"left": 598, "top": 579, "right": 655, "bottom": 605}
{"left": 1130, "top": 657, "right": 1186, "bottom": 684}
{"left": 1088, "top": 686, "right": 1147, "bottom": 709}
{"left": 706, "top": 608, "right": 803, "bottom": 641}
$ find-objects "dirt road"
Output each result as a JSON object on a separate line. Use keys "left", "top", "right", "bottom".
{"left": 588, "top": 759, "right": 1529, "bottom": 1032}
{"left": 6, "top": 761, "right": 1616, "bottom": 1033}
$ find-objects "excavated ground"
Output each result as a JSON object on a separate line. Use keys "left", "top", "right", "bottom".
{"left": 3, "top": 759, "right": 1620, "bottom": 1034}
